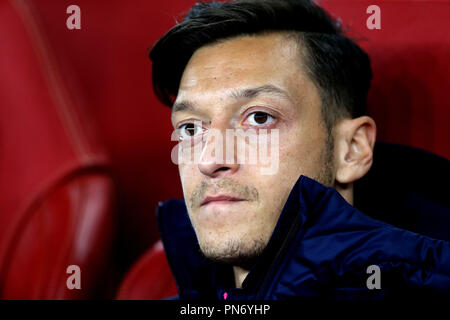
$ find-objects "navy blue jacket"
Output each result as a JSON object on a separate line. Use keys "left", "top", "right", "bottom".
{"left": 157, "top": 175, "right": 450, "bottom": 300}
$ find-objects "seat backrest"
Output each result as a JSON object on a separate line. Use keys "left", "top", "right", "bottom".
{"left": 1, "top": 173, "right": 116, "bottom": 299}
{"left": 116, "top": 241, "right": 177, "bottom": 300}
{"left": 0, "top": 0, "right": 116, "bottom": 299}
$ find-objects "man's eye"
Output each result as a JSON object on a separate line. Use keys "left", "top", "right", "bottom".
{"left": 178, "top": 123, "right": 204, "bottom": 140}
{"left": 246, "top": 111, "right": 275, "bottom": 126}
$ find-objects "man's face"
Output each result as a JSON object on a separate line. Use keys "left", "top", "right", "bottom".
{"left": 171, "top": 33, "right": 333, "bottom": 266}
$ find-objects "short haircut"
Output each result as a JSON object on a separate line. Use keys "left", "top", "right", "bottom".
{"left": 150, "top": 0, "right": 372, "bottom": 132}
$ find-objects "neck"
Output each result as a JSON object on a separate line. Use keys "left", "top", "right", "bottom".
{"left": 335, "top": 182, "right": 354, "bottom": 205}
{"left": 233, "top": 266, "right": 250, "bottom": 288}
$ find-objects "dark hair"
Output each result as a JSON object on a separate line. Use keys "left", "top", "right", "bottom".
{"left": 150, "top": 0, "right": 372, "bottom": 131}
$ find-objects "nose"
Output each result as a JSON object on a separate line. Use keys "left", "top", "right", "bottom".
{"left": 198, "top": 128, "right": 239, "bottom": 178}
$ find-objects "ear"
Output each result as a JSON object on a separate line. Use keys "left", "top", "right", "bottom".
{"left": 334, "top": 116, "right": 377, "bottom": 185}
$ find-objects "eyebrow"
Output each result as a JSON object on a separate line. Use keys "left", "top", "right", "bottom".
{"left": 172, "top": 84, "right": 290, "bottom": 116}
{"left": 230, "top": 84, "right": 291, "bottom": 101}
{"left": 172, "top": 100, "right": 195, "bottom": 114}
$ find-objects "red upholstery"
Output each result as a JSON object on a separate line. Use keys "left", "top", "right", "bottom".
{"left": 1, "top": 174, "right": 115, "bottom": 299}
{"left": 115, "top": 0, "right": 450, "bottom": 299}
{"left": 0, "top": 0, "right": 115, "bottom": 299}
{"left": 116, "top": 241, "right": 177, "bottom": 300}
{"left": 28, "top": 0, "right": 192, "bottom": 272}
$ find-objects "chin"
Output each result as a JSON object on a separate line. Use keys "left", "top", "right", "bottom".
{"left": 197, "top": 233, "right": 267, "bottom": 268}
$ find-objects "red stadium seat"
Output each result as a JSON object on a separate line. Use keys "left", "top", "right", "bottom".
{"left": 116, "top": 240, "right": 177, "bottom": 300}
{"left": 1, "top": 173, "right": 115, "bottom": 299}
{"left": 0, "top": 0, "right": 116, "bottom": 299}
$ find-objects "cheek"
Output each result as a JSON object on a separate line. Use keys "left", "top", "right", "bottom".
{"left": 178, "top": 163, "right": 199, "bottom": 201}
{"left": 275, "top": 138, "right": 306, "bottom": 184}
{"left": 280, "top": 124, "right": 325, "bottom": 174}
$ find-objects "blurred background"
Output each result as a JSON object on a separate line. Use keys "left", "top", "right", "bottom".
{"left": 0, "top": 0, "right": 449, "bottom": 299}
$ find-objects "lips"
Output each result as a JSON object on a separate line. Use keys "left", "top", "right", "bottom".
{"left": 200, "top": 194, "right": 245, "bottom": 206}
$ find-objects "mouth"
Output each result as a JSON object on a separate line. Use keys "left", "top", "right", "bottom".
{"left": 200, "top": 194, "right": 246, "bottom": 206}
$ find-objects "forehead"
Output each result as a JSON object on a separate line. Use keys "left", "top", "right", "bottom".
{"left": 177, "top": 32, "right": 309, "bottom": 101}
